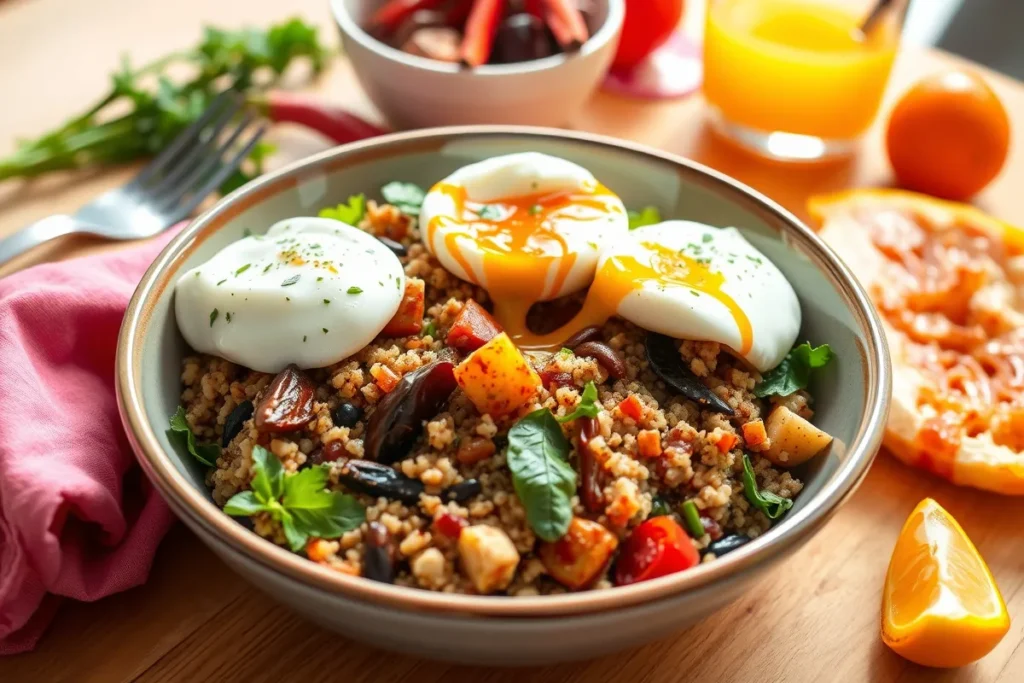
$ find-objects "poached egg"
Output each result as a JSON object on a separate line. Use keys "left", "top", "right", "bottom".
{"left": 175, "top": 217, "right": 406, "bottom": 372}
{"left": 420, "top": 152, "right": 629, "bottom": 339}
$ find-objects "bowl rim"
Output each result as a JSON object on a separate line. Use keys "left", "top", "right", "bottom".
{"left": 117, "top": 125, "right": 891, "bottom": 618}
{"left": 330, "top": 0, "right": 625, "bottom": 76}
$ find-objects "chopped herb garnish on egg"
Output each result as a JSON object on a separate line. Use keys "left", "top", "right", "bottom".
{"left": 476, "top": 205, "right": 502, "bottom": 220}
{"left": 282, "top": 275, "right": 300, "bottom": 287}
{"left": 347, "top": 286, "right": 363, "bottom": 294}
{"left": 746, "top": 255, "right": 763, "bottom": 265}
{"left": 262, "top": 263, "right": 273, "bottom": 273}
{"left": 528, "top": 204, "right": 542, "bottom": 215}
{"left": 235, "top": 264, "right": 251, "bottom": 276}
{"left": 323, "top": 299, "right": 330, "bottom": 305}
{"left": 316, "top": 276, "right": 323, "bottom": 282}
{"left": 194, "top": 271, "right": 200, "bottom": 277}
{"left": 225, "top": 312, "right": 233, "bottom": 322}
{"left": 702, "top": 233, "right": 714, "bottom": 243}
{"left": 217, "top": 279, "right": 227, "bottom": 286}
{"left": 690, "top": 290, "right": 700, "bottom": 297}
{"left": 209, "top": 309, "right": 218, "bottom": 327}
{"left": 322, "top": 328, "right": 329, "bottom": 334}
{"left": 303, "top": 335, "right": 307, "bottom": 342}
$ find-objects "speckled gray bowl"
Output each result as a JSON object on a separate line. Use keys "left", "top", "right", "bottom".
{"left": 116, "top": 127, "right": 890, "bottom": 665}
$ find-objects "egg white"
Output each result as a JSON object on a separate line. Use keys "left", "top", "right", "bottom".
{"left": 175, "top": 217, "right": 405, "bottom": 372}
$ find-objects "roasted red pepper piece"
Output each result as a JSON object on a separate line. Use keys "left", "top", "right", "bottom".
{"left": 446, "top": 300, "right": 502, "bottom": 352}
{"left": 537, "top": 517, "right": 618, "bottom": 589}
{"left": 461, "top": 0, "right": 505, "bottom": 67}
{"left": 614, "top": 516, "right": 699, "bottom": 586}
{"left": 371, "top": 0, "right": 448, "bottom": 33}
{"left": 382, "top": 278, "right": 426, "bottom": 337}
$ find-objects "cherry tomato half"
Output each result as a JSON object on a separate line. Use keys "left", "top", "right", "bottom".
{"left": 612, "top": 0, "right": 685, "bottom": 71}
{"left": 614, "top": 516, "right": 699, "bottom": 586}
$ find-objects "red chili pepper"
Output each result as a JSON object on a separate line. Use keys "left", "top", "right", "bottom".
{"left": 461, "top": 0, "right": 505, "bottom": 67}
{"left": 252, "top": 92, "right": 389, "bottom": 145}
{"left": 614, "top": 516, "right": 699, "bottom": 586}
{"left": 371, "top": 0, "right": 448, "bottom": 33}
{"left": 540, "top": 0, "right": 589, "bottom": 46}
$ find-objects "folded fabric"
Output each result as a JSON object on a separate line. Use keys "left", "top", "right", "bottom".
{"left": 0, "top": 230, "right": 181, "bottom": 654}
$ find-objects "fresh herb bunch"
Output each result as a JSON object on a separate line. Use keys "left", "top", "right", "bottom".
{"left": 0, "top": 18, "right": 327, "bottom": 184}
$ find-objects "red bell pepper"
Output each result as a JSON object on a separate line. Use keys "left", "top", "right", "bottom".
{"left": 382, "top": 279, "right": 426, "bottom": 337}
{"left": 540, "top": 0, "right": 589, "bottom": 46}
{"left": 370, "top": 0, "right": 448, "bottom": 33}
{"left": 461, "top": 0, "right": 505, "bottom": 67}
{"left": 614, "top": 516, "right": 699, "bottom": 586}
{"left": 446, "top": 300, "right": 502, "bottom": 352}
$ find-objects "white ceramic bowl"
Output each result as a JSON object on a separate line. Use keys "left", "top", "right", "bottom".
{"left": 331, "top": 0, "right": 624, "bottom": 129}
{"left": 117, "top": 127, "right": 890, "bottom": 666}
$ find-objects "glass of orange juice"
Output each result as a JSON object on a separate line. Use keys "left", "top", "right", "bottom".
{"left": 704, "top": 0, "right": 906, "bottom": 161}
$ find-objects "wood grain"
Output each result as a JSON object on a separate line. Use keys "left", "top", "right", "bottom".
{"left": 2, "top": 1, "right": 1024, "bottom": 681}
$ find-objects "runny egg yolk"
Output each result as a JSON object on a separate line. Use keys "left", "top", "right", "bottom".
{"left": 508, "top": 240, "right": 754, "bottom": 352}
{"left": 424, "top": 180, "right": 625, "bottom": 341}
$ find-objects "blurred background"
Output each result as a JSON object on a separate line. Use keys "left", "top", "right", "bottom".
{"left": 907, "top": 0, "right": 1024, "bottom": 80}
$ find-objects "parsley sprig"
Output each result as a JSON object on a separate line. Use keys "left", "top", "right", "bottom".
{"left": 224, "top": 446, "right": 365, "bottom": 552}
{"left": 557, "top": 381, "right": 601, "bottom": 424}
{"left": 319, "top": 193, "right": 366, "bottom": 226}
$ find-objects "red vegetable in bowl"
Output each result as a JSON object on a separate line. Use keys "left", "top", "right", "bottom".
{"left": 461, "top": 0, "right": 506, "bottom": 67}
{"left": 614, "top": 516, "right": 699, "bottom": 586}
{"left": 540, "top": 0, "right": 589, "bottom": 47}
{"left": 371, "top": 0, "right": 449, "bottom": 33}
{"left": 250, "top": 92, "right": 388, "bottom": 144}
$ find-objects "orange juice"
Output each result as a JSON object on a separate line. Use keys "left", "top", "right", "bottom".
{"left": 704, "top": 0, "right": 899, "bottom": 142}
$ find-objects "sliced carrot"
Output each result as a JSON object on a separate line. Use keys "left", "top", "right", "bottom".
{"left": 637, "top": 430, "right": 663, "bottom": 458}
{"left": 716, "top": 432, "right": 739, "bottom": 454}
{"left": 461, "top": 0, "right": 505, "bottom": 67}
{"left": 618, "top": 394, "right": 644, "bottom": 422}
{"left": 742, "top": 419, "right": 768, "bottom": 447}
{"left": 371, "top": 364, "right": 401, "bottom": 393}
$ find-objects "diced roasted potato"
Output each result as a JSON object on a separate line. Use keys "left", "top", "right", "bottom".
{"left": 742, "top": 419, "right": 768, "bottom": 448}
{"left": 457, "top": 524, "right": 520, "bottom": 594}
{"left": 537, "top": 517, "right": 619, "bottom": 590}
{"left": 764, "top": 406, "right": 833, "bottom": 467}
{"left": 453, "top": 332, "right": 541, "bottom": 416}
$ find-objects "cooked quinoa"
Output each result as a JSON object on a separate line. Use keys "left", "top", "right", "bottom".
{"left": 179, "top": 200, "right": 813, "bottom": 595}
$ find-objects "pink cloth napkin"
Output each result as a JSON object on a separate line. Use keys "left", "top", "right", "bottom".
{"left": 0, "top": 230, "right": 182, "bottom": 654}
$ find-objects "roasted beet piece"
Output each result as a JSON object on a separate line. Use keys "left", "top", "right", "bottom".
{"left": 446, "top": 300, "right": 503, "bottom": 352}
{"left": 364, "top": 360, "right": 458, "bottom": 464}
{"left": 254, "top": 365, "right": 316, "bottom": 432}
{"left": 645, "top": 333, "right": 735, "bottom": 415}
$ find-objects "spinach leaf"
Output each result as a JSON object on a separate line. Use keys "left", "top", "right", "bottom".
{"left": 506, "top": 409, "right": 577, "bottom": 542}
{"left": 168, "top": 406, "right": 221, "bottom": 466}
{"left": 557, "top": 381, "right": 601, "bottom": 424}
{"left": 741, "top": 453, "right": 793, "bottom": 520}
{"left": 223, "top": 445, "right": 365, "bottom": 552}
{"left": 754, "top": 342, "right": 834, "bottom": 398}
{"left": 627, "top": 206, "right": 661, "bottom": 230}
{"left": 319, "top": 193, "right": 366, "bottom": 226}
{"left": 381, "top": 181, "right": 426, "bottom": 216}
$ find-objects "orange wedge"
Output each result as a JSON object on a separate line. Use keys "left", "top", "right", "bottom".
{"left": 882, "top": 498, "right": 1010, "bottom": 668}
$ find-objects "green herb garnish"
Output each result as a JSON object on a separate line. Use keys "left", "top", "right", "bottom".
{"left": 422, "top": 320, "right": 438, "bottom": 338}
{"left": 235, "top": 264, "right": 251, "bottom": 276}
{"left": 681, "top": 500, "right": 704, "bottom": 538}
{"left": 741, "top": 453, "right": 793, "bottom": 520}
{"left": 701, "top": 233, "right": 714, "bottom": 243}
{"left": 167, "top": 406, "right": 221, "bottom": 466}
{"left": 380, "top": 181, "right": 426, "bottom": 216}
{"left": 528, "top": 204, "right": 542, "bottom": 215}
{"left": 217, "top": 279, "right": 227, "bottom": 286}
{"left": 754, "top": 342, "right": 834, "bottom": 398}
{"left": 323, "top": 299, "right": 330, "bottom": 305}
{"left": 557, "top": 381, "right": 601, "bottom": 424}
{"left": 627, "top": 206, "right": 661, "bottom": 230}
{"left": 506, "top": 409, "right": 576, "bottom": 542}
{"left": 281, "top": 275, "right": 300, "bottom": 287}
{"left": 347, "top": 286, "right": 363, "bottom": 294}
{"left": 319, "top": 193, "right": 366, "bottom": 226}
{"left": 223, "top": 446, "right": 365, "bottom": 552}
{"left": 476, "top": 204, "right": 502, "bottom": 220}
{"left": 209, "top": 308, "right": 219, "bottom": 327}
{"left": 225, "top": 312, "right": 233, "bottom": 322}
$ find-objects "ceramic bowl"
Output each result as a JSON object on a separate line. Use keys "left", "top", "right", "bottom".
{"left": 330, "top": 0, "right": 624, "bottom": 129}
{"left": 117, "top": 127, "right": 891, "bottom": 665}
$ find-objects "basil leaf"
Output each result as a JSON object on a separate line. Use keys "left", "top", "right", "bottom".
{"left": 627, "top": 206, "right": 661, "bottom": 230}
{"left": 754, "top": 342, "right": 834, "bottom": 398}
{"left": 223, "top": 491, "right": 267, "bottom": 516}
{"left": 507, "top": 409, "right": 577, "bottom": 542}
{"left": 290, "top": 494, "right": 365, "bottom": 540}
{"left": 557, "top": 381, "right": 601, "bottom": 424}
{"left": 741, "top": 453, "right": 793, "bottom": 520}
{"left": 168, "top": 406, "right": 221, "bottom": 466}
{"left": 381, "top": 181, "right": 426, "bottom": 216}
{"left": 319, "top": 193, "right": 366, "bottom": 226}
{"left": 251, "top": 445, "right": 284, "bottom": 501}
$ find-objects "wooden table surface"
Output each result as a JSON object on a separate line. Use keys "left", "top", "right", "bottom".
{"left": 3, "top": 0, "right": 1024, "bottom": 681}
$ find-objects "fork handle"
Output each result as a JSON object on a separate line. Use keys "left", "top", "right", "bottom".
{"left": 0, "top": 215, "right": 81, "bottom": 268}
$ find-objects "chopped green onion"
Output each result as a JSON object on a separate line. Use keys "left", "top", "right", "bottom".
{"left": 681, "top": 500, "right": 704, "bottom": 538}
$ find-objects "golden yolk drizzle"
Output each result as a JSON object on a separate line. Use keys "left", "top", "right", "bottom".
{"left": 425, "top": 181, "right": 623, "bottom": 341}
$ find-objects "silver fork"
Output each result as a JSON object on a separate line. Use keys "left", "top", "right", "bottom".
{"left": 0, "top": 91, "right": 266, "bottom": 267}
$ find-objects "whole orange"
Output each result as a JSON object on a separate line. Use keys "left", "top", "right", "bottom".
{"left": 886, "top": 70, "right": 1010, "bottom": 201}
